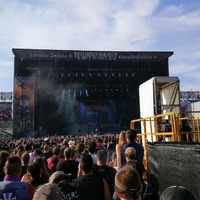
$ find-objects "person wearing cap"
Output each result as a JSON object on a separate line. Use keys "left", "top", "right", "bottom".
{"left": 114, "top": 165, "right": 142, "bottom": 200}
{"left": 49, "top": 171, "right": 98, "bottom": 200}
{"left": 159, "top": 185, "right": 196, "bottom": 200}
{"left": 33, "top": 183, "right": 62, "bottom": 200}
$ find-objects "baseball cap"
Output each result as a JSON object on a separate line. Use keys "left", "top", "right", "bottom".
{"left": 33, "top": 183, "right": 62, "bottom": 200}
{"left": 160, "top": 186, "right": 195, "bottom": 200}
{"left": 49, "top": 171, "right": 71, "bottom": 184}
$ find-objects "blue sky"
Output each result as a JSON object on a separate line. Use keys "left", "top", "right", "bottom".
{"left": 0, "top": 0, "right": 200, "bottom": 92}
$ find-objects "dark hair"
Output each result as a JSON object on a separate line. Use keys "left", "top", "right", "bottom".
{"left": 88, "top": 141, "right": 97, "bottom": 154}
{"left": 21, "top": 152, "right": 30, "bottom": 165}
{"left": 5, "top": 156, "right": 21, "bottom": 175}
{"left": 27, "top": 162, "right": 41, "bottom": 179}
{"left": 52, "top": 146, "right": 60, "bottom": 156}
{"left": 76, "top": 143, "right": 85, "bottom": 154}
{"left": 25, "top": 143, "right": 32, "bottom": 151}
{"left": 34, "top": 148, "right": 43, "bottom": 157}
{"left": 64, "top": 147, "right": 74, "bottom": 159}
{"left": 79, "top": 153, "right": 93, "bottom": 173}
{"left": 126, "top": 129, "right": 137, "bottom": 142}
{"left": 0, "top": 150, "right": 9, "bottom": 168}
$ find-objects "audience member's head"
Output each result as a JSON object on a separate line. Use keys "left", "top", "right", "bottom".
{"left": 4, "top": 156, "right": 22, "bottom": 176}
{"left": 16, "top": 145, "right": 25, "bottom": 156}
{"left": 0, "top": 150, "right": 9, "bottom": 168}
{"left": 49, "top": 171, "right": 71, "bottom": 184}
{"left": 79, "top": 153, "right": 93, "bottom": 173}
{"left": 33, "top": 183, "right": 62, "bottom": 200}
{"left": 44, "top": 144, "right": 50, "bottom": 152}
{"left": 24, "top": 143, "right": 32, "bottom": 152}
{"left": 34, "top": 148, "right": 44, "bottom": 158}
{"left": 52, "top": 146, "right": 60, "bottom": 156}
{"left": 21, "top": 152, "right": 30, "bottom": 165}
{"left": 49, "top": 156, "right": 58, "bottom": 173}
{"left": 118, "top": 131, "right": 127, "bottom": 147}
{"left": 125, "top": 129, "right": 137, "bottom": 142}
{"left": 125, "top": 160, "right": 143, "bottom": 182}
{"left": 88, "top": 141, "right": 97, "bottom": 154}
{"left": 64, "top": 147, "right": 75, "bottom": 160}
{"left": 76, "top": 142, "right": 85, "bottom": 154}
{"left": 115, "top": 166, "right": 142, "bottom": 200}
{"left": 27, "top": 162, "right": 41, "bottom": 179}
{"left": 159, "top": 185, "right": 195, "bottom": 200}
{"left": 125, "top": 147, "right": 136, "bottom": 162}
{"left": 68, "top": 140, "right": 75, "bottom": 148}
{"left": 96, "top": 149, "right": 107, "bottom": 165}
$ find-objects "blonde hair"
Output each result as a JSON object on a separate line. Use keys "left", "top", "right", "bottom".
{"left": 118, "top": 131, "right": 126, "bottom": 148}
{"left": 125, "top": 147, "right": 136, "bottom": 161}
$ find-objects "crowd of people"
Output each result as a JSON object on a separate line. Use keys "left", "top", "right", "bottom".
{"left": 0, "top": 129, "right": 196, "bottom": 200}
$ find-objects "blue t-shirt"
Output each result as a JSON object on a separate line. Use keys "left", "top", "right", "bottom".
{"left": 122, "top": 142, "right": 144, "bottom": 164}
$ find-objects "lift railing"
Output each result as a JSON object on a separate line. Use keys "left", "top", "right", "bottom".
{"left": 130, "top": 111, "right": 200, "bottom": 175}
{"left": 176, "top": 111, "right": 200, "bottom": 142}
{"left": 130, "top": 111, "right": 200, "bottom": 150}
{"left": 130, "top": 112, "right": 177, "bottom": 151}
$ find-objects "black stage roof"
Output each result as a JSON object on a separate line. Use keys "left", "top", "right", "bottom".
{"left": 13, "top": 49, "right": 173, "bottom": 135}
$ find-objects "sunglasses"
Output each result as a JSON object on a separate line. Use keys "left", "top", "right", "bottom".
{"left": 114, "top": 184, "right": 139, "bottom": 199}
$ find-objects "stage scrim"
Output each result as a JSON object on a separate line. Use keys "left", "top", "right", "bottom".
{"left": 13, "top": 49, "right": 173, "bottom": 137}
{"left": 147, "top": 142, "right": 200, "bottom": 200}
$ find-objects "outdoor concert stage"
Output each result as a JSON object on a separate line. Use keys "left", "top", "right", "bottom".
{"left": 12, "top": 49, "right": 173, "bottom": 137}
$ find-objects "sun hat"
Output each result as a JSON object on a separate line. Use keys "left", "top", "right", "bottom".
{"left": 33, "top": 183, "right": 62, "bottom": 200}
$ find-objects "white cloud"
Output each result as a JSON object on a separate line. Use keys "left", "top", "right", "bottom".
{"left": 0, "top": 0, "right": 200, "bottom": 91}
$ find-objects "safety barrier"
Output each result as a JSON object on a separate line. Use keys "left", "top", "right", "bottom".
{"left": 130, "top": 111, "right": 200, "bottom": 175}
{"left": 130, "top": 111, "right": 200, "bottom": 150}
{"left": 176, "top": 111, "right": 200, "bottom": 142}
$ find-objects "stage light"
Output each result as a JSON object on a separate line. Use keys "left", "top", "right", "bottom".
{"left": 81, "top": 73, "right": 84, "bottom": 77}
{"left": 68, "top": 89, "right": 71, "bottom": 96}
{"left": 125, "top": 73, "right": 128, "bottom": 77}
{"left": 73, "top": 90, "right": 77, "bottom": 98}
{"left": 112, "top": 73, "right": 114, "bottom": 77}
{"left": 75, "top": 73, "right": 78, "bottom": 77}
{"left": 98, "top": 72, "right": 100, "bottom": 77}
{"left": 79, "top": 89, "right": 82, "bottom": 97}
{"left": 85, "top": 89, "right": 88, "bottom": 97}
{"left": 89, "top": 72, "right": 92, "bottom": 77}
{"left": 68, "top": 72, "right": 71, "bottom": 77}
{"left": 118, "top": 73, "right": 121, "bottom": 77}
{"left": 105, "top": 73, "right": 107, "bottom": 77}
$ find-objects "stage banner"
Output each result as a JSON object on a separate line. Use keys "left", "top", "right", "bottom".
{"left": 147, "top": 142, "right": 200, "bottom": 200}
{"left": 13, "top": 77, "right": 35, "bottom": 137}
{"left": 0, "top": 102, "right": 12, "bottom": 128}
